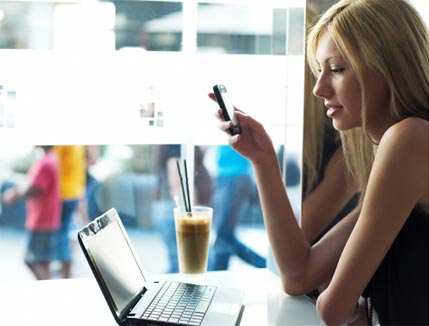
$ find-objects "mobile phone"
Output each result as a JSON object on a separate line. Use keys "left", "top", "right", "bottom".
{"left": 213, "top": 84, "right": 242, "bottom": 135}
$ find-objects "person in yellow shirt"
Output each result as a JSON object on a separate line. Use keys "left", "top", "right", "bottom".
{"left": 54, "top": 145, "right": 86, "bottom": 278}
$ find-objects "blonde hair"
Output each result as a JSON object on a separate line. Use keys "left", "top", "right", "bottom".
{"left": 303, "top": 6, "right": 325, "bottom": 194}
{"left": 303, "top": 60, "right": 327, "bottom": 195}
{"left": 307, "top": 0, "right": 429, "bottom": 206}
{"left": 303, "top": 6, "right": 340, "bottom": 195}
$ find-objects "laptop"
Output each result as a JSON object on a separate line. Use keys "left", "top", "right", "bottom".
{"left": 77, "top": 208, "right": 245, "bottom": 326}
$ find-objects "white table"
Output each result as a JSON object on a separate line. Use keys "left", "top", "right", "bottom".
{"left": 0, "top": 268, "right": 323, "bottom": 325}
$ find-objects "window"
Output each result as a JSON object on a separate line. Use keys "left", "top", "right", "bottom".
{"left": 0, "top": 0, "right": 305, "bottom": 280}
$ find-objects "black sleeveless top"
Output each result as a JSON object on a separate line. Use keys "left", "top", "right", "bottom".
{"left": 363, "top": 207, "right": 429, "bottom": 325}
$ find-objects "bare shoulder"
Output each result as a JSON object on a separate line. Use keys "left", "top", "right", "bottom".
{"left": 377, "top": 117, "right": 428, "bottom": 203}
{"left": 379, "top": 117, "right": 428, "bottom": 155}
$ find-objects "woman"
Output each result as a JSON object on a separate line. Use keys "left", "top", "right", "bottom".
{"left": 210, "top": 0, "right": 428, "bottom": 324}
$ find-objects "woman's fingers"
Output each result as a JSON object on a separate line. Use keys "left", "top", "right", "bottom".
{"left": 208, "top": 92, "right": 217, "bottom": 102}
{"left": 218, "top": 119, "right": 233, "bottom": 132}
{"left": 214, "top": 108, "right": 222, "bottom": 120}
{"left": 228, "top": 134, "right": 241, "bottom": 146}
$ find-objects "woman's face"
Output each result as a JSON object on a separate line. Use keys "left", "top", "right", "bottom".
{"left": 313, "top": 32, "right": 390, "bottom": 139}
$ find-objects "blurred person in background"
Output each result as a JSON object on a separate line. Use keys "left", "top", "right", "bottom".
{"left": 1, "top": 146, "right": 60, "bottom": 280}
{"left": 209, "top": 145, "right": 265, "bottom": 270}
{"left": 77, "top": 145, "right": 101, "bottom": 223}
{"left": 54, "top": 145, "right": 86, "bottom": 278}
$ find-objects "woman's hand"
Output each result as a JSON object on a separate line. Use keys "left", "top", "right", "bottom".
{"left": 208, "top": 92, "right": 276, "bottom": 165}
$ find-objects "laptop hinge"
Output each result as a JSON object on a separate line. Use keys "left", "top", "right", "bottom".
{"left": 119, "top": 287, "right": 148, "bottom": 322}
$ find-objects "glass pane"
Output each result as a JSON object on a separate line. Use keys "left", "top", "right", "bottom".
{"left": 1, "top": 144, "right": 169, "bottom": 277}
{"left": 196, "top": 3, "right": 271, "bottom": 54}
{"left": 0, "top": 52, "right": 295, "bottom": 145}
{"left": 0, "top": 1, "right": 55, "bottom": 49}
{"left": 204, "top": 145, "right": 266, "bottom": 270}
{"left": 0, "top": 1, "right": 116, "bottom": 50}
{"left": 196, "top": 3, "right": 304, "bottom": 55}
{"left": 111, "top": 1, "right": 183, "bottom": 51}
{"left": 0, "top": 0, "right": 306, "bottom": 279}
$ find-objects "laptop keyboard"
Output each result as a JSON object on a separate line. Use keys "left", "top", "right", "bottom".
{"left": 142, "top": 281, "right": 217, "bottom": 325}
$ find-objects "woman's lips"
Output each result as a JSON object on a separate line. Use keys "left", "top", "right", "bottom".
{"left": 326, "top": 106, "right": 343, "bottom": 118}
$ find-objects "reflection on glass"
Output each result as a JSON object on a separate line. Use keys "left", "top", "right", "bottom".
{"left": 301, "top": 3, "right": 359, "bottom": 244}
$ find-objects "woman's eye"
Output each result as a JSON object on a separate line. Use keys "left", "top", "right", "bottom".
{"left": 330, "top": 67, "right": 345, "bottom": 73}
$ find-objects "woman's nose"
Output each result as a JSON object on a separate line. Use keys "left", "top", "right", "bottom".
{"left": 313, "top": 74, "right": 330, "bottom": 99}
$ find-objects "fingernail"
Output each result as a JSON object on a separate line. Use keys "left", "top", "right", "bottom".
{"left": 230, "top": 135, "right": 240, "bottom": 144}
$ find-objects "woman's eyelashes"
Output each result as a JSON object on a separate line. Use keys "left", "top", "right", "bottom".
{"left": 316, "top": 65, "right": 346, "bottom": 76}
{"left": 330, "top": 67, "right": 346, "bottom": 74}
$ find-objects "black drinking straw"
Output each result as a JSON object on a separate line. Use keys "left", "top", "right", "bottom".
{"left": 176, "top": 160, "right": 191, "bottom": 213}
{"left": 183, "top": 159, "right": 192, "bottom": 213}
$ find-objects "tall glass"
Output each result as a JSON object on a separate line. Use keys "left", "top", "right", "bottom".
{"left": 174, "top": 206, "right": 212, "bottom": 277}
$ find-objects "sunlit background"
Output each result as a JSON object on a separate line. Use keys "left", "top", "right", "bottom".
{"left": 1, "top": 0, "right": 427, "bottom": 282}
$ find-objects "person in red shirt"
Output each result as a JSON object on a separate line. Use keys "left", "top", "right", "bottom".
{"left": 2, "top": 146, "right": 61, "bottom": 280}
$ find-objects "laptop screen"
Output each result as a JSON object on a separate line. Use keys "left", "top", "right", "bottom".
{"left": 79, "top": 209, "right": 147, "bottom": 315}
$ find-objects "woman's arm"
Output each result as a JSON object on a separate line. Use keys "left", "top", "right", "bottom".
{"left": 252, "top": 150, "right": 360, "bottom": 295}
{"left": 302, "top": 148, "right": 358, "bottom": 243}
{"left": 211, "top": 103, "right": 359, "bottom": 295}
{"left": 317, "top": 118, "right": 429, "bottom": 325}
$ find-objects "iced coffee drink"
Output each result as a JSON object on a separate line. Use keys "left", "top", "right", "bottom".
{"left": 174, "top": 206, "right": 212, "bottom": 274}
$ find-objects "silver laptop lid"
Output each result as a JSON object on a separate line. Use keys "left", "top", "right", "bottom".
{"left": 77, "top": 208, "right": 148, "bottom": 324}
